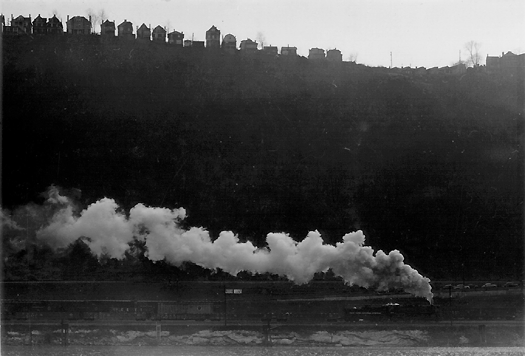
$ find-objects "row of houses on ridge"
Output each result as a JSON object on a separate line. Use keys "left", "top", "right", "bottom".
{"left": 4, "top": 13, "right": 525, "bottom": 71}
{"left": 1, "top": 13, "right": 343, "bottom": 60}
{"left": 308, "top": 48, "right": 343, "bottom": 62}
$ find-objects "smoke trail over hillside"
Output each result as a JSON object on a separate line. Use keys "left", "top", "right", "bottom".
{"left": 11, "top": 186, "right": 433, "bottom": 301}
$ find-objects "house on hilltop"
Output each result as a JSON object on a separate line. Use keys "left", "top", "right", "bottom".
{"left": 11, "top": 15, "right": 32, "bottom": 34}
{"left": 118, "top": 20, "right": 134, "bottom": 40}
{"left": 221, "top": 34, "right": 237, "bottom": 53}
{"left": 47, "top": 15, "right": 63, "bottom": 34}
{"left": 192, "top": 40, "right": 205, "bottom": 48}
{"left": 486, "top": 55, "right": 499, "bottom": 70}
{"left": 32, "top": 14, "right": 63, "bottom": 35}
{"left": 152, "top": 25, "right": 166, "bottom": 43}
{"left": 137, "top": 23, "right": 151, "bottom": 40}
{"left": 168, "top": 30, "right": 184, "bottom": 46}
{"left": 281, "top": 46, "right": 297, "bottom": 56}
{"left": 101, "top": 20, "right": 115, "bottom": 36}
{"left": 67, "top": 15, "right": 91, "bottom": 35}
{"left": 263, "top": 46, "right": 278, "bottom": 56}
{"left": 206, "top": 25, "right": 220, "bottom": 48}
{"left": 184, "top": 39, "right": 204, "bottom": 48}
{"left": 326, "top": 49, "right": 342, "bottom": 62}
{"left": 309, "top": 48, "right": 325, "bottom": 60}
{"left": 486, "top": 51, "right": 525, "bottom": 75}
{"left": 240, "top": 39, "right": 258, "bottom": 54}
{"left": 32, "top": 15, "right": 47, "bottom": 34}
{"left": 500, "top": 51, "right": 525, "bottom": 71}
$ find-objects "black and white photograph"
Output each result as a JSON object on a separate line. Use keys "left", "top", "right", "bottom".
{"left": 1, "top": 0, "right": 524, "bottom": 355}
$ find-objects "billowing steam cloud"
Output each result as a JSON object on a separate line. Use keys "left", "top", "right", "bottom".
{"left": 21, "top": 187, "right": 433, "bottom": 301}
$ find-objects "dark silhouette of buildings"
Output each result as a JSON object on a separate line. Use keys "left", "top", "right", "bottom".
{"left": 101, "top": 20, "right": 115, "bottom": 36}
{"left": 137, "top": 23, "right": 151, "bottom": 40}
{"left": 118, "top": 20, "right": 134, "bottom": 40}
{"left": 206, "top": 25, "right": 220, "bottom": 48}
{"left": 66, "top": 15, "right": 91, "bottom": 35}
{"left": 152, "top": 25, "right": 166, "bottom": 43}
{"left": 168, "top": 30, "right": 184, "bottom": 46}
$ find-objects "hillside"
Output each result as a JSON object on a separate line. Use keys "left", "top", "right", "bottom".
{"left": 2, "top": 34, "right": 523, "bottom": 281}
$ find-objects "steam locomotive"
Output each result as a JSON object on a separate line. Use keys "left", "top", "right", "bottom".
{"left": 343, "top": 302, "right": 439, "bottom": 321}
{"left": 3, "top": 298, "right": 441, "bottom": 323}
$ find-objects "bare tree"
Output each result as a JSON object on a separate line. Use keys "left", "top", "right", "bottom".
{"left": 98, "top": 9, "right": 107, "bottom": 23}
{"left": 86, "top": 8, "right": 100, "bottom": 33}
{"left": 347, "top": 52, "right": 358, "bottom": 63}
{"left": 464, "top": 41, "right": 482, "bottom": 67}
{"left": 256, "top": 32, "right": 266, "bottom": 49}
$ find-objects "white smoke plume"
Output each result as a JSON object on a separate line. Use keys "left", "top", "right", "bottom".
{"left": 32, "top": 187, "right": 432, "bottom": 301}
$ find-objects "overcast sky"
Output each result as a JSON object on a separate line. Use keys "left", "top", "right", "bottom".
{"left": 2, "top": 0, "right": 524, "bottom": 68}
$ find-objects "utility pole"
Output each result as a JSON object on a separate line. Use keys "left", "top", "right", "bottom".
{"left": 223, "top": 283, "right": 227, "bottom": 326}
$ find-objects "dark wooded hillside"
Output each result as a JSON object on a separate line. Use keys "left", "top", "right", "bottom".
{"left": 3, "top": 35, "right": 523, "bottom": 281}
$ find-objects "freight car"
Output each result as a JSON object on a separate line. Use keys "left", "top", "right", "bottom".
{"left": 1, "top": 300, "right": 221, "bottom": 322}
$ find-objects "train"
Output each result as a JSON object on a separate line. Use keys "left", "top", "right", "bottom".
{"left": 2, "top": 300, "right": 223, "bottom": 322}
{"left": 2, "top": 298, "right": 443, "bottom": 323}
{"left": 343, "top": 303, "right": 440, "bottom": 322}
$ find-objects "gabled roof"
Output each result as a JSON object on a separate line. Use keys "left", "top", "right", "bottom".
{"left": 152, "top": 25, "right": 166, "bottom": 33}
{"left": 208, "top": 25, "right": 219, "bottom": 31}
{"left": 138, "top": 23, "right": 149, "bottom": 31}
{"left": 68, "top": 16, "right": 90, "bottom": 24}
{"left": 14, "top": 15, "right": 31, "bottom": 22}
{"left": 119, "top": 20, "right": 132, "bottom": 25}
{"left": 168, "top": 30, "right": 183, "bottom": 36}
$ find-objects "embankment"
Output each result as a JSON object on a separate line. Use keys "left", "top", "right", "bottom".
{"left": 2, "top": 322, "right": 523, "bottom": 347}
